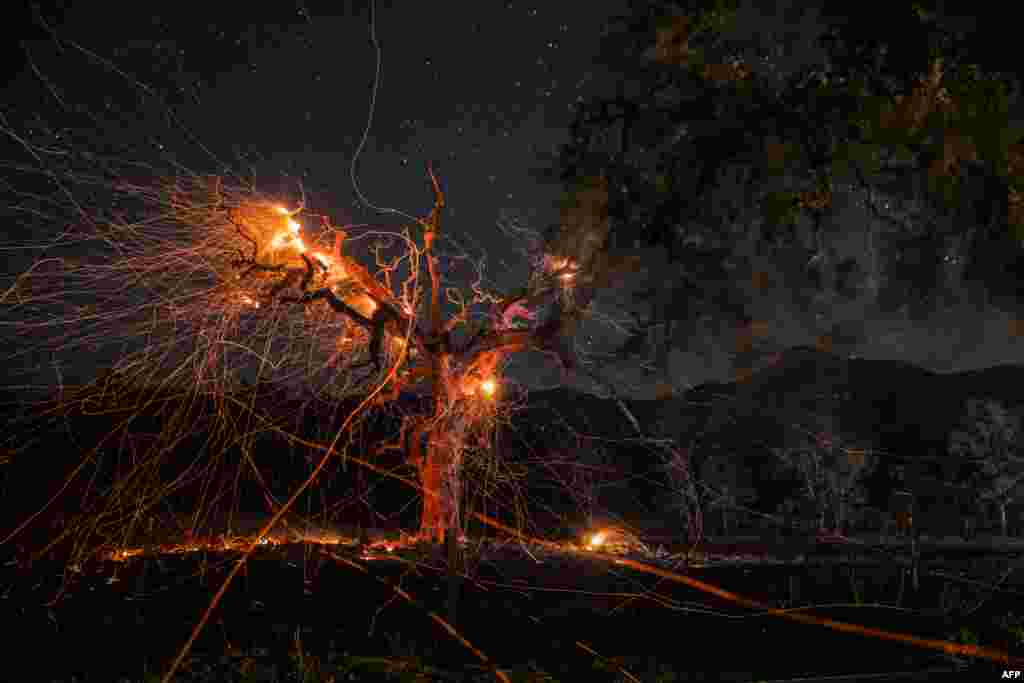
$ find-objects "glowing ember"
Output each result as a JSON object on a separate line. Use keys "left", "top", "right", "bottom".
{"left": 586, "top": 531, "right": 606, "bottom": 549}
{"left": 267, "top": 214, "right": 308, "bottom": 254}
{"left": 312, "top": 251, "right": 335, "bottom": 272}
{"left": 480, "top": 378, "right": 497, "bottom": 397}
{"left": 111, "top": 548, "right": 144, "bottom": 561}
{"left": 547, "top": 255, "right": 578, "bottom": 281}
{"left": 389, "top": 336, "right": 407, "bottom": 354}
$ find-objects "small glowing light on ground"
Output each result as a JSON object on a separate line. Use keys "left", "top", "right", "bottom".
{"left": 480, "top": 379, "right": 497, "bottom": 397}
{"left": 586, "top": 531, "right": 606, "bottom": 550}
{"left": 111, "top": 548, "right": 144, "bottom": 561}
{"left": 274, "top": 206, "right": 290, "bottom": 215}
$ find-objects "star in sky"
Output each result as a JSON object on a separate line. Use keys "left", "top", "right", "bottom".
{"left": 3, "top": 1, "right": 1024, "bottom": 397}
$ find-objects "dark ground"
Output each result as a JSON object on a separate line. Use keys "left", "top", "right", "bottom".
{"left": 2, "top": 517, "right": 1019, "bottom": 682}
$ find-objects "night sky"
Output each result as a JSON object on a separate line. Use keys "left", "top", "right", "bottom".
{"left": 3, "top": 1, "right": 1023, "bottom": 399}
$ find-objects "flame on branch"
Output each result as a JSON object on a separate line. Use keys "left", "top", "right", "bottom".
{"left": 219, "top": 162, "right": 545, "bottom": 542}
{"left": 7, "top": 149, "right": 642, "bottom": 566}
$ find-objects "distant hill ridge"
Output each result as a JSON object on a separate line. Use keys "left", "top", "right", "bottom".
{"left": 4, "top": 347, "right": 1024, "bottom": 466}
{"left": 518, "top": 346, "right": 1024, "bottom": 464}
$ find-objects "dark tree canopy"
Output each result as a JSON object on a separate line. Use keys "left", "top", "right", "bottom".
{"left": 532, "top": 0, "right": 1024, "bottom": 380}
{"left": 546, "top": 0, "right": 1023, "bottom": 250}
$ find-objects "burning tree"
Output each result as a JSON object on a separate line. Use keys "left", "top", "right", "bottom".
{"left": 2, "top": 157, "right": 643, "bottom": 546}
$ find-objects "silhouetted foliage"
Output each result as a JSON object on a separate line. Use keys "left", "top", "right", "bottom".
{"left": 533, "top": 0, "right": 1024, "bottom": 379}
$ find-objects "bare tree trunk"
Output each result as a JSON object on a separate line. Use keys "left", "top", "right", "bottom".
{"left": 669, "top": 445, "right": 705, "bottom": 546}
{"left": 1000, "top": 502, "right": 1008, "bottom": 538}
{"left": 414, "top": 415, "right": 464, "bottom": 544}
{"left": 418, "top": 440, "right": 452, "bottom": 544}
{"left": 418, "top": 458, "right": 443, "bottom": 543}
{"left": 691, "top": 502, "right": 704, "bottom": 546}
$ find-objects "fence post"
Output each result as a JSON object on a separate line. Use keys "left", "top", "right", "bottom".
{"left": 911, "top": 529, "right": 920, "bottom": 592}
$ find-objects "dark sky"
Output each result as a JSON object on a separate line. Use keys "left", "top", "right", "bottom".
{"left": 2, "top": 1, "right": 1023, "bottom": 399}
{"left": 1, "top": 1, "right": 633, "bottom": 394}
